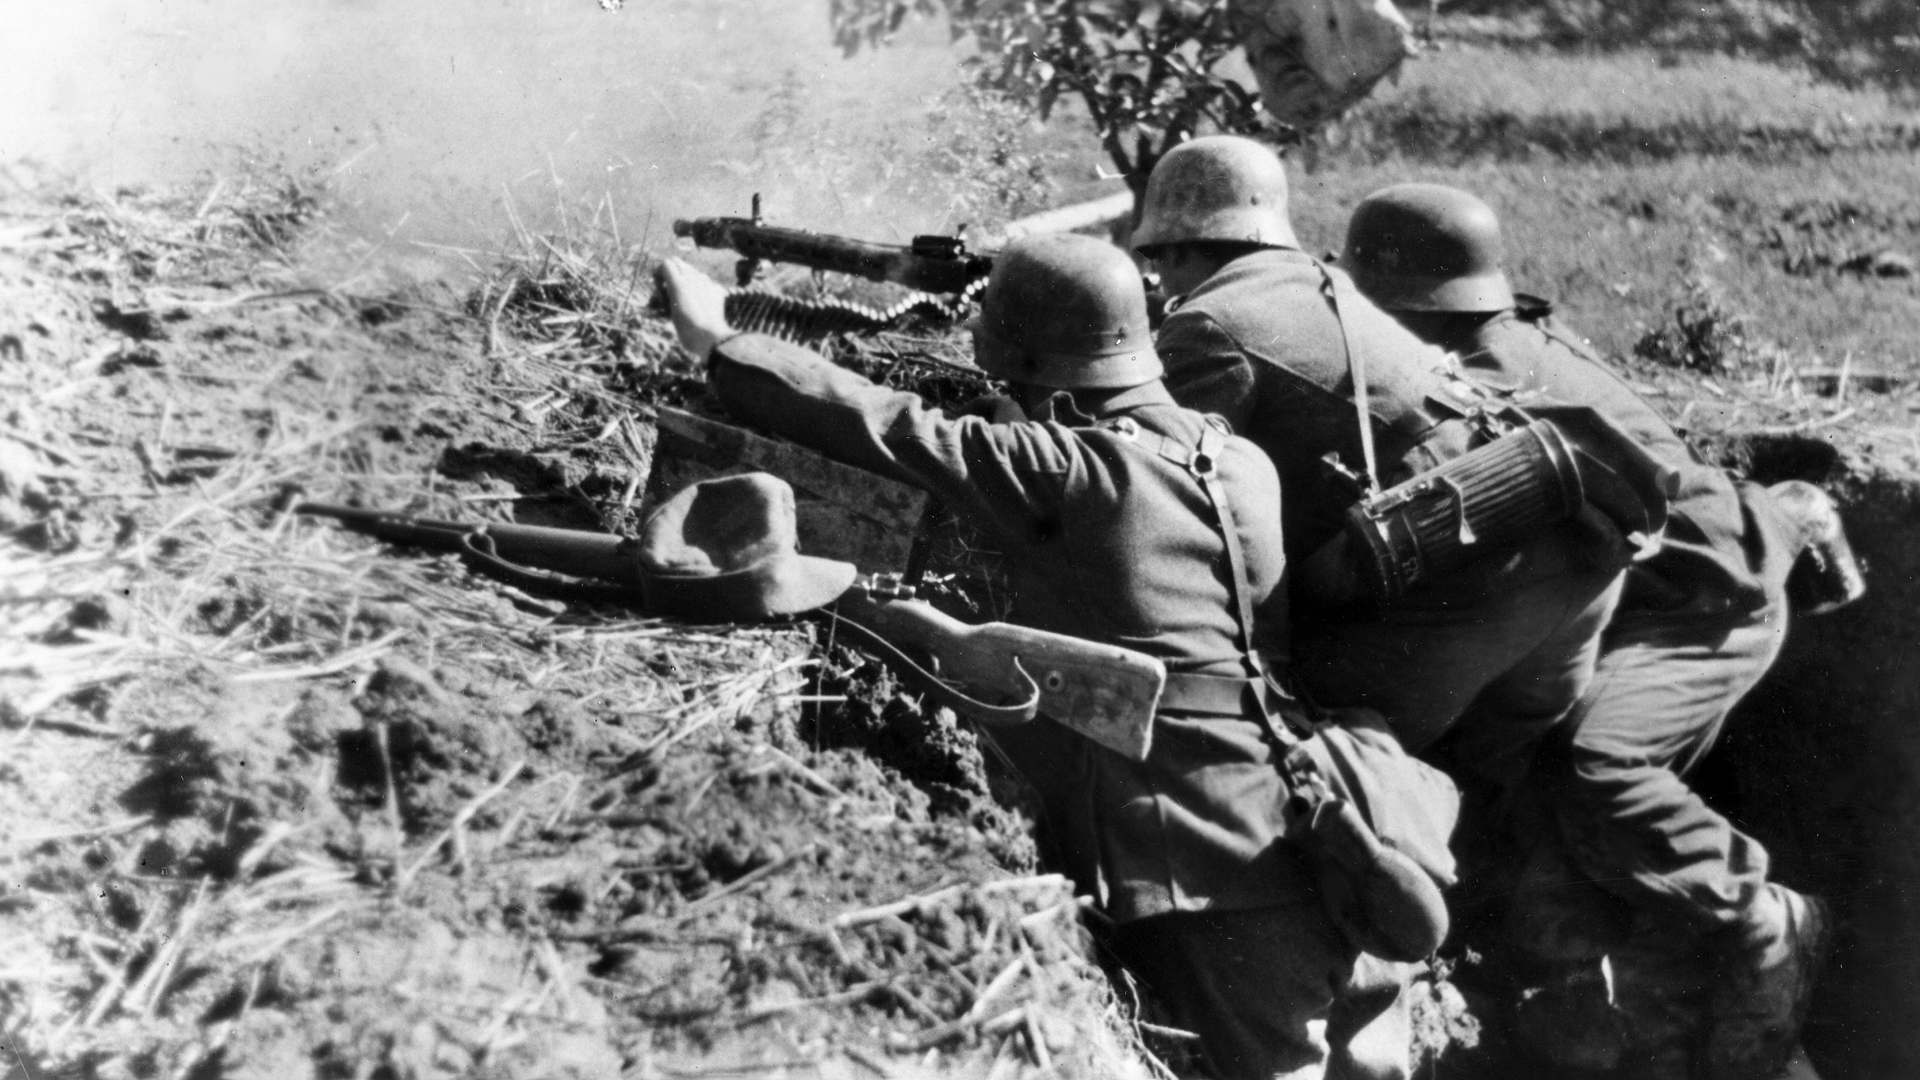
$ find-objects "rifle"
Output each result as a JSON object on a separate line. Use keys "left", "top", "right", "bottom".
{"left": 296, "top": 503, "right": 1161, "bottom": 760}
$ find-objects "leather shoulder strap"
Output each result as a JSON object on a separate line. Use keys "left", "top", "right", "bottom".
{"left": 1136, "top": 418, "right": 1307, "bottom": 746}
{"left": 1317, "top": 263, "right": 1382, "bottom": 493}
{"left": 1194, "top": 423, "right": 1262, "bottom": 675}
{"left": 1134, "top": 419, "right": 1258, "bottom": 675}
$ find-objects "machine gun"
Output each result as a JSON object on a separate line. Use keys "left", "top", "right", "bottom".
{"left": 668, "top": 192, "right": 1150, "bottom": 343}
{"left": 676, "top": 195, "right": 992, "bottom": 294}
{"left": 668, "top": 195, "right": 992, "bottom": 343}
{"left": 295, "top": 503, "right": 1162, "bottom": 761}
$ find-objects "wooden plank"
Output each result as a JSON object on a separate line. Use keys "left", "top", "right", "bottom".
{"left": 644, "top": 407, "right": 928, "bottom": 572}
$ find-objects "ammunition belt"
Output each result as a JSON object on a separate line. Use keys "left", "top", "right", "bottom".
{"left": 722, "top": 276, "right": 990, "bottom": 344}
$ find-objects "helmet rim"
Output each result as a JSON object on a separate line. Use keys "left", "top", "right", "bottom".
{"left": 1343, "top": 183, "right": 1517, "bottom": 314}
{"left": 966, "top": 233, "right": 1164, "bottom": 391}
{"left": 966, "top": 316, "right": 1164, "bottom": 391}
{"left": 1132, "top": 135, "right": 1300, "bottom": 253}
{"left": 1351, "top": 269, "right": 1515, "bottom": 314}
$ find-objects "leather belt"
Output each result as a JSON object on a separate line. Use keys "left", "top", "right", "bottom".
{"left": 1161, "top": 671, "right": 1317, "bottom": 743}
{"left": 1159, "top": 669, "right": 1298, "bottom": 722}
{"left": 1159, "top": 671, "right": 1261, "bottom": 716}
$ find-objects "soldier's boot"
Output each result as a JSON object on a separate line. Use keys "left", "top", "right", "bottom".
{"left": 1769, "top": 480, "right": 1865, "bottom": 614}
{"left": 1502, "top": 844, "right": 1652, "bottom": 1074}
{"left": 1700, "top": 883, "right": 1830, "bottom": 1080}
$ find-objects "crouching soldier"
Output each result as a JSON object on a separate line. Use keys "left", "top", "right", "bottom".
{"left": 658, "top": 235, "right": 1455, "bottom": 1080}
{"left": 1342, "top": 182, "right": 1857, "bottom": 1079}
{"left": 1135, "top": 134, "right": 1631, "bottom": 792}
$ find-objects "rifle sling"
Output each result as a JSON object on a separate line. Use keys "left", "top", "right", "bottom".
{"left": 1141, "top": 420, "right": 1309, "bottom": 746}
{"left": 457, "top": 533, "right": 651, "bottom": 607}
{"left": 819, "top": 609, "right": 1042, "bottom": 726}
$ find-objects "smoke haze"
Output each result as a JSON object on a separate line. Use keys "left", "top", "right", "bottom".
{"left": 1, "top": 0, "right": 977, "bottom": 264}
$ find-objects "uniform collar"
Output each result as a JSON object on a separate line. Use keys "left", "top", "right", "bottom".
{"left": 1169, "top": 246, "right": 1316, "bottom": 308}
{"left": 1030, "top": 380, "right": 1176, "bottom": 425}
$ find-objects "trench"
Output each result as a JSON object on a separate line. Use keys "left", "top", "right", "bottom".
{"left": 1693, "top": 437, "right": 1920, "bottom": 1078}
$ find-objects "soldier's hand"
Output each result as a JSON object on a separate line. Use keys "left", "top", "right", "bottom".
{"left": 657, "top": 258, "right": 735, "bottom": 362}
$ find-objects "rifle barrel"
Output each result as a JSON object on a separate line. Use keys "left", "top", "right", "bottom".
{"left": 296, "top": 503, "right": 645, "bottom": 586}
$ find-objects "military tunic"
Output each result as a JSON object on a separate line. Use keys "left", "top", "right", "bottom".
{"left": 1157, "top": 249, "right": 1627, "bottom": 764}
{"left": 1451, "top": 306, "right": 1806, "bottom": 930}
{"left": 1153, "top": 248, "right": 1472, "bottom": 564}
{"left": 707, "top": 331, "right": 1313, "bottom": 923}
{"left": 1455, "top": 307, "right": 1780, "bottom": 620}
{"left": 707, "top": 331, "right": 1405, "bottom": 1079}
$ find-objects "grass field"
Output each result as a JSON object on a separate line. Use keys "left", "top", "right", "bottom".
{"left": 1359, "top": 44, "right": 1916, "bottom": 132}
{"left": 1023, "top": 39, "right": 1920, "bottom": 384}
{"left": 1290, "top": 151, "right": 1920, "bottom": 364}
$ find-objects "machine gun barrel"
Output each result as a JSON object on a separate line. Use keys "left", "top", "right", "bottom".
{"left": 672, "top": 216, "right": 989, "bottom": 295}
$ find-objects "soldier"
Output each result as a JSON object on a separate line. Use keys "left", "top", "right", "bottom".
{"left": 657, "top": 234, "right": 1450, "bottom": 1080}
{"left": 1341, "top": 182, "right": 1841, "bottom": 1080}
{"left": 1135, "top": 134, "right": 1630, "bottom": 787}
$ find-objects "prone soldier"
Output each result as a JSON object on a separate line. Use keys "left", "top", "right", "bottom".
{"left": 1341, "top": 182, "right": 1845, "bottom": 1079}
{"left": 657, "top": 234, "right": 1455, "bottom": 1080}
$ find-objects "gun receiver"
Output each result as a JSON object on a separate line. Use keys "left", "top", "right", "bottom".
{"left": 295, "top": 503, "right": 1160, "bottom": 760}
{"left": 672, "top": 216, "right": 991, "bottom": 295}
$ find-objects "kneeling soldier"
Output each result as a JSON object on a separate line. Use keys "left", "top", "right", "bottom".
{"left": 660, "top": 234, "right": 1449, "bottom": 1080}
{"left": 1136, "top": 134, "right": 1632, "bottom": 791}
{"left": 1343, "top": 182, "right": 1844, "bottom": 1080}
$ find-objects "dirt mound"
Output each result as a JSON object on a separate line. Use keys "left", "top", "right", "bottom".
{"left": 209, "top": 910, "right": 625, "bottom": 1080}
{"left": 27, "top": 149, "right": 1913, "bottom": 1079}
{"left": 0, "top": 173, "right": 1160, "bottom": 1079}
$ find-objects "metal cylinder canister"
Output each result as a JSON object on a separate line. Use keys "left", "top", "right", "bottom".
{"left": 1345, "top": 419, "right": 1585, "bottom": 600}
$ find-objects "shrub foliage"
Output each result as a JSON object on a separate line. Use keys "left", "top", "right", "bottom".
{"left": 1633, "top": 263, "right": 1757, "bottom": 375}
{"left": 830, "top": 0, "right": 1263, "bottom": 195}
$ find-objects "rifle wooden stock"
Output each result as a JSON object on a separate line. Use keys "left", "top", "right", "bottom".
{"left": 672, "top": 217, "right": 989, "bottom": 295}
{"left": 834, "top": 594, "right": 1162, "bottom": 760}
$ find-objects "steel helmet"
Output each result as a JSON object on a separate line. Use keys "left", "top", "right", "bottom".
{"left": 1132, "top": 135, "right": 1300, "bottom": 254}
{"left": 965, "top": 233, "right": 1163, "bottom": 390}
{"left": 1343, "top": 183, "right": 1516, "bottom": 313}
